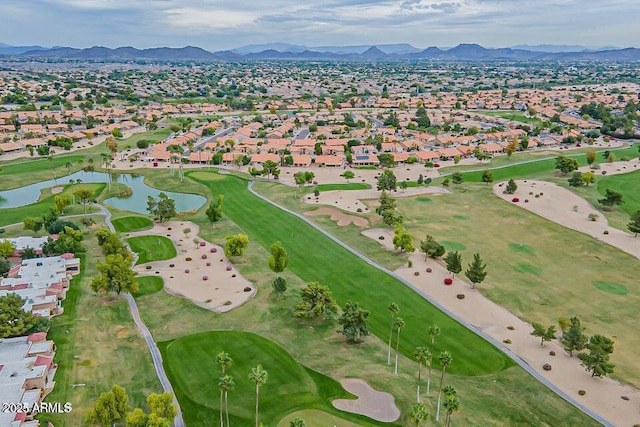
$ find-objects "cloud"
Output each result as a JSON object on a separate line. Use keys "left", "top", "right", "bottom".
{"left": 163, "top": 8, "right": 259, "bottom": 30}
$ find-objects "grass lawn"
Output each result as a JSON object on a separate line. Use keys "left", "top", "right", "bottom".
{"left": 133, "top": 276, "right": 165, "bottom": 297}
{"left": 393, "top": 183, "right": 640, "bottom": 386}
{"left": 188, "top": 170, "right": 512, "bottom": 376}
{"left": 127, "top": 235, "right": 177, "bottom": 264}
{"left": 0, "top": 183, "right": 105, "bottom": 227}
{"left": 482, "top": 111, "right": 543, "bottom": 125}
{"left": 277, "top": 410, "right": 363, "bottom": 427}
{"left": 597, "top": 168, "right": 640, "bottom": 216}
{"left": 118, "top": 128, "right": 171, "bottom": 148}
{"left": 160, "top": 331, "right": 389, "bottom": 426}
{"left": 39, "top": 227, "right": 161, "bottom": 426}
{"left": 112, "top": 216, "right": 154, "bottom": 233}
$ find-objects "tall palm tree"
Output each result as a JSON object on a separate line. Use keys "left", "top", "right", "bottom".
{"left": 216, "top": 352, "right": 233, "bottom": 427}
{"left": 414, "top": 346, "right": 430, "bottom": 402}
{"left": 65, "top": 161, "right": 72, "bottom": 176}
{"left": 436, "top": 351, "right": 453, "bottom": 422}
{"left": 394, "top": 317, "right": 405, "bottom": 375}
{"left": 387, "top": 302, "right": 399, "bottom": 364}
{"left": 426, "top": 325, "right": 440, "bottom": 394}
{"left": 409, "top": 403, "right": 429, "bottom": 427}
{"left": 219, "top": 375, "right": 234, "bottom": 427}
{"left": 248, "top": 365, "right": 268, "bottom": 427}
{"left": 48, "top": 152, "right": 56, "bottom": 180}
{"left": 444, "top": 396, "right": 460, "bottom": 427}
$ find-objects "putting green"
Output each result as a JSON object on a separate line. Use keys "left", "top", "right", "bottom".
{"left": 452, "top": 214, "right": 470, "bottom": 220}
{"left": 514, "top": 264, "right": 543, "bottom": 275}
{"left": 133, "top": 276, "right": 164, "bottom": 297}
{"left": 112, "top": 216, "right": 153, "bottom": 232}
{"left": 441, "top": 241, "right": 467, "bottom": 251}
{"left": 127, "top": 235, "right": 176, "bottom": 264}
{"left": 416, "top": 196, "right": 433, "bottom": 203}
{"left": 592, "top": 281, "right": 629, "bottom": 295}
{"left": 508, "top": 243, "right": 536, "bottom": 254}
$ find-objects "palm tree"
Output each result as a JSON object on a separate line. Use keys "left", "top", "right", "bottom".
{"left": 65, "top": 161, "right": 72, "bottom": 176}
{"left": 219, "top": 375, "right": 234, "bottom": 427}
{"left": 409, "top": 403, "right": 429, "bottom": 427}
{"left": 426, "top": 325, "right": 440, "bottom": 394}
{"left": 48, "top": 152, "right": 56, "bottom": 180}
{"left": 444, "top": 396, "right": 460, "bottom": 427}
{"left": 216, "top": 352, "right": 233, "bottom": 427}
{"left": 248, "top": 365, "right": 268, "bottom": 427}
{"left": 414, "top": 346, "right": 430, "bottom": 402}
{"left": 394, "top": 317, "right": 405, "bottom": 375}
{"left": 436, "top": 351, "right": 453, "bottom": 422}
{"left": 289, "top": 418, "right": 306, "bottom": 427}
{"left": 387, "top": 302, "right": 399, "bottom": 364}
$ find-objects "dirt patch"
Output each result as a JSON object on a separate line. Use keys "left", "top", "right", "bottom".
{"left": 332, "top": 378, "right": 400, "bottom": 422}
{"left": 304, "top": 207, "right": 368, "bottom": 227}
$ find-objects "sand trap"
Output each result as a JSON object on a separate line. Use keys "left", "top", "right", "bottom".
{"left": 304, "top": 207, "right": 368, "bottom": 227}
{"left": 493, "top": 180, "right": 639, "bottom": 259}
{"left": 303, "top": 187, "right": 447, "bottom": 213}
{"left": 128, "top": 221, "right": 255, "bottom": 312}
{"left": 332, "top": 378, "right": 400, "bottom": 422}
{"left": 578, "top": 158, "right": 640, "bottom": 176}
{"left": 51, "top": 186, "right": 64, "bottom": 195}
{"left": 363, "top": 224, "right": 640, "bottom": 426}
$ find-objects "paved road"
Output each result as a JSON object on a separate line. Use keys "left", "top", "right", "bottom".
{"left": 184, "top": 127, "right": 234, "bottom": 156}
{"left": 246, "top": 180, "right": 611, "bottom": 427}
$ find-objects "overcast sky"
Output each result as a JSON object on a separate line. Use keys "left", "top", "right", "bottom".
{"left": 1, "top": 0, "right": 636, "bottom": 50}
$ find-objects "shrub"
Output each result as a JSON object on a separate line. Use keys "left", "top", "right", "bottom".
{"left": 408, "top": 259, "right": 413, "bottom": 268}
{"left": 200, "top": 241, "right": 206, "bottom": 246}
{"left": 602, "top": 171, "right": 607, "bottom": 175}
{"left": 456, "top": 294, "right": 465, "bottom": 299}
{"left": 603, "top": 230, "right": 609, "bottom": 235}
{"left": 145, "top": 265, "right": 152, "bottom": 270}
{"left": 588, "top": 213, "right": 599, "bottom": 221}
{"left": 549, "top": 351, "right": 556, "bottom": 356}
{"left": 0, "top": 228, "right": 5, "bottom": 234}
{"left": 524, "top": 199, "right": 529, "bottom": 203}
{"left": 223, "top": 300, "right": 232, "bottom": 306}
{"left": 210, "top": 247, "right": 217, "bottom": 253}
{"left": 206, "top": 262, "right": 211, "bottom": 266}
{"left": 205, "top": 298, "right": 212, "bottom": 303}
{"left": 243, "top": 287, "right": 251, "bottom": 292}
{"left": 426, "top": 267, "right": 432, "bottom": 273}
{"left": 512, "top": 197, "right": 520, "bottom": 203}
{"left": 543, "top": 363, "right": 552, "bottom": 371}
{"left": 507, "top": 326, "right": 515, "bottom": 330}
{"left": 184, "top": 269, "right": 190, "bottom": 273}
{"left": 201, "top": 254, "right": 207, "bottom": 259}
{"left": 202, "top": 275, "right": 208, "bottom": 281}
{"left": 444, "top": 278, "right": 453, "bottom": 285}
{"left": 226, "top": 266, "right": 232, "bottom": 271}
{"left": 356, "top": 208, "right": 362, "bottom": 213}
{"left": 185, "top": 257, "right": 192, "bottom": 261}
{"left": 503, "top": 339, "right": 512, "bottom": 344}
{"left": 169, "top": 264, "right": 175, "bottom": 268}
{"left": 414, "top": 271, "right": 420, "bottom": 276}
{"left": 578, "top": 390, "right": 586, "bottom": 396}
{"left": 378, "top": 236, "right": 385, "bottom": 240}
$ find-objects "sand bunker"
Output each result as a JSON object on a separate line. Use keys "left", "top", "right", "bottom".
{"left": 578, "top": 158, "right": 640, "bottom": 177}
{"left": 129, "top": 221, "right": 255, "bottom": 312}
{"left": 304, "top": 208, "right": 368, "bottom": 227}
{"left": 51, "top": 186, "right": 64, "bottom": 195}
{"left": 493, "top": 180, "right": 639, "bottom": 259}
{"left": 303, "top": 187, "right": 447, "bottom": 213}
{"left": 332, "top": 378, "right": 400, "bottom": 422}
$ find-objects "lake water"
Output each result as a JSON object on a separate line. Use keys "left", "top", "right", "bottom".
{"left": 0, "top": 170, "right": 206, "bottom": 214}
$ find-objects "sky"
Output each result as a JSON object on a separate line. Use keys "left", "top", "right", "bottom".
{"left": 1, "top": 0, "right": 637, "bottom": 51}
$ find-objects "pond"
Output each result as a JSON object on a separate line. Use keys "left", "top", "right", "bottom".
{"left": 0, "top": 170, "right": 206, "bottom": 214}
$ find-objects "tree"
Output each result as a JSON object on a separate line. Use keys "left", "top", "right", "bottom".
{"left": 598, "top": 189, "right": 623, "bottom": 209}
{"left": 420, "top": 235, "right": 445, "bottom": 261}
{"left": 42, "top": 226, "right": 85, "bottom": 256}
{"left": 54, "top": 194, "right": 71, "bottom": 214}
{"left": 23, "top": 216, "right": 44, "bottom": 234}
{"left": 393, "top": 317, "right": 405, "bottom": 375}
{"left": 126, "top": 408, "right": 148, "bottom": 427}
{"left": 219, "top": 375, "right": 234, "bottom": 427}
{"left": 621, "top": 207, "right": 640, "bottom": 236}
{"left": 444, "top": 251, "right": 462, "bottom": 278}
{"left": 224, "top": 234, "right": 249, "bottom": 258}
{"left": 555, "top": 156, "right": 579, "bottom": 174}
{"left": 414, "top": 346, "right": 430, "bottom": 402}
{"left": 561, "top": 317, "right": 588, "bottom": 357}
{"left": 262, "top": 160, "right": 279, "bottom": 179}
{"left": 581, "top": 171, "right": 596, "bottom": 187}
{"left": 387, "top": 302, "right": 399, "bottom": 365}
{"left": 393, "top": 225, "right": 415, "bottom": 253}
{"left": 146, "top": 193, "right": 176, "bottom": 222}
{"left": 426, "top": 325, "right": 440, "bottom": 395}
{"left": 377, "top": 153, "right": 396, "bottom": 168}
{"left": 481, "top": 170, "right": 494, "bottom": 185}
{"left": 451, "top": 172, "right": 463, "bottom": 184}
{"left": 376, "top": 191, "right": 402, "bottom": 226}
{"left": 443, "top": 396, "right": 461, "bottom": 427}
{"left": 216, "top": 352, "right": 232, "bottom": 427}
{"left": 272, "top": 276, "right": 287, "bottom": 294}
{"left": 20, "top": 246, "right": 38, "bottom": 260}
{"left": 506, "top": 139, "right": 518, "bottom": 158}
{"left": 505, "top": 179, "right": 518, "bottom": 194}
{"left": 74, "top": 187, "right": 94, "bottom": 215}
{"left": 530, "top": 322, "right": 557, "bottom": 347}
{"left": 294, "top": 282, "right": 338, "bottom": 318}
{"left": 442, "top": 177, "right": 450, "bottom": 188}
{"left": 568, "top": 171, "right": 584, "bottom": 187}
{"left": 342, "top": 170, "right": 355, "bottom": 182}
{"left": 249, "top": 365, "right": 268, "bottom": 427}
{"left": 338, "top": 300, "right": 370, "bottom": 342}
{"left": 289, "top": 418, "right": 306, "bottom": 427}
{"left": 294, "top": 171, "right": 306, "bottom": 194}
{"left": 579, "top": 335, "right": 615, "bottom": 378}
{"left": 464, "top": 253, "right": 487, "bottom": 289}
{"left": 90, "top": 251, "right": 138, "bottom": 296}
{"left": 409, "top": 403, "right": 429, "bottom": 427}
{"left": 206, "top": 195, "right": 224, "bottom": 227}
{"left": 85, "top": 384, "right": 128, "bottom": 427}
{"left": 376, "top": 169, "right": 397, "bottom": 191}
{"left": 268, "top": 241, "right": 288, "bottom": 273}
{"left": 147, "top": 392, "right": 177, "bottom": 424}
{"left": 586, "top": 149, "right": 596, "bottom": 165}
{"left": 436, "top": 351, "right": 453, "bottom": 422}
{"left": 0, "top": 239, "right": 16, "bottom": 258}
{"left": 0, "top": 294, "right": 39, "bottom": 338}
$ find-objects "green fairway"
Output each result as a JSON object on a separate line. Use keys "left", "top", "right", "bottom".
{"left": 189, "top": 170, "right": 512, "bottom": 376}
{"left": 160, "top": 331, "right": 384, "bottom": 426}
{"left": 597, "top": 168, "right": 640, "bottom": 216}
{"left": 112, "top": 216, "right": 154, "bottom": 232}
{"left": 0, "top": 183, "right": 104, "bottom": 227}
{"left": 278, "top": 410, "right": 364, "bottom": 427}
{"left": 127, "top": 235, "right": 176, "bottom": 264}
{"left": 133, "top": 276, "right": 164, "bottom": 297}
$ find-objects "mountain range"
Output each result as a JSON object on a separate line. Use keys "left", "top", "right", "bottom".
{"left": 2, "top": 42, "right": 639, "bottom": 62}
